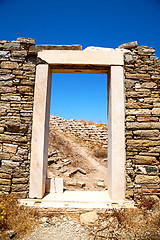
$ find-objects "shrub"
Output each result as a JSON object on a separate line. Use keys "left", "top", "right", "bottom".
{"left": 0, "top": 193, "right": 39, "bottom": 239}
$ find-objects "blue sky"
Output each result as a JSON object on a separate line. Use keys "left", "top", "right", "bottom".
{"left": 1, "top": 0, "right": 160, "bottom": 123}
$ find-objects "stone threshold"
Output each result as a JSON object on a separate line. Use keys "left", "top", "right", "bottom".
{"left": 19, "top": 191, "right": 135, "bottom": 209}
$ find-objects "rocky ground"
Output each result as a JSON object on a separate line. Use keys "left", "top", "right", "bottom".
{"left": 22, "top": 205, "right": 160, "bottom": 240}
{"left": 47, "top": 127, "right": 108, "bottom": 191}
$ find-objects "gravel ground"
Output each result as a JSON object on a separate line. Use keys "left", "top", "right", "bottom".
{"left": 22, "top": 216, "right": 94, "bottom": 240}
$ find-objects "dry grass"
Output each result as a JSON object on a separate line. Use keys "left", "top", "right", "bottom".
{"left": 91, "top": 196, "right": 160, "bottom": 239}
{"left": 0, "top": 193, "right": 39, "bottom": 240}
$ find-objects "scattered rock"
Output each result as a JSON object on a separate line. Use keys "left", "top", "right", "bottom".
{"left": 80, "top": 211, "right": 98, "bottom": 225}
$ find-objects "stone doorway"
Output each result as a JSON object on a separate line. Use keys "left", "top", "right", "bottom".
{"left": 29, "top": 47, "right": 126, "bottom": 202}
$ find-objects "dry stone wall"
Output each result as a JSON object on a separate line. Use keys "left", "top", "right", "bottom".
{"left": 0, "top": 37, "right": 160, "bottom": 201}
{"left": 0, "top": 37, "right": 37, "bottom": 198}
{"left": 49, "top": 115, "right": 108, "bottom": 147}
{"left": 122, "top": 42, "right": 160, "bottom": 199}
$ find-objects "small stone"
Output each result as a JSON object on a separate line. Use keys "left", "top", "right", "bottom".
{"left": 80, "top": 211, "right": 98, "bottom": 224}
{"left": 135, "top": 175, "right": 159, "bottom": 184}
{"left": 76, "top": 181, "right": 86, "bottom": 188}
{"left": 3, "top": 42, "right": 21, "bottom": 50}
{"left": 119, "top": 41, "right": 138, "bottom": 49}
{"left": 152, "top": 108, "right": 160, "bottom": 116}
{"left": 17, "top": 37, "right": 36, "bottom": 45}
{"left": 97, "top": 181, "right": 105, "bottom": 187}
{"left": 1, "top": 61, "right": 19, "bottom": 69}
{"left": 3, "top": 143, "right": 18, "bottom": 154}
{"left": 0, "top": 50, "right": 10, "bottom": 58}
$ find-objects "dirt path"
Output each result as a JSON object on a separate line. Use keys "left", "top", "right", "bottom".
{"left": 48, "top": 129, "right": 108, "bottom": 190}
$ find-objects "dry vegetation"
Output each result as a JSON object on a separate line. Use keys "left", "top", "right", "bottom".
{"left": 0, "top": 193, "right": 39, "bottom": 240}
{"left": 0, "top": 193, "right": 159, "bottom": 239}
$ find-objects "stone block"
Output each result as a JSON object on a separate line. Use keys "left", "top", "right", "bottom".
{"left": 0, "top": 173, "right": 11, "bottom": 179}
{"left": 3, "top": 143, "right": 18, "bottom": 154}
{"left": 3, "top": 42, "right": 21, "bottom": 50}
{"left": 126, "top": 122, "right": 160, "bottom": 130}
{"left": 0, "top": 152, "right": 10, "bottom": 160}
{"left": 0, "top": 127, "right": 4, "bottom": 134}
{"left": 12, "top": 178, "right": 28, "bottom": 184}
{"left": 11, "top": 191, "right": 28, "bottom": 199}
{"left": 136, "top": 165, "right": 158, "bottom": 175}
{"left": 125, "top": 73, "right": 150, "bottom": 80}
{"left": 12, "top": 184, "right": 28, "bottom": 192}
{"left": 46, "top": 178, "right": 63, "bottom": 193}
{"left": 1, "top": 160, "right": 20, "bottom": 168}
{"left": 0, "top": 86, "right": 16, "bottom": 94}
{"left": 135, "top": 175, "right": 159, "bottom": 184}
{"left": 1, "top": 61, "right": 19, "bottom": 69}
{"left": 0, "top": 178, "right": 11, "bottom": 185}
{"left": 127, "top": 139, "right": 160, "bottom": 147}
{"left": 17, "top": 37, "right": 35, "bottom": 45}
{"left": 0, "top": 51, "right": 10, "bottom": 58}
{"left": 55, "top": 178, "right": 63, "bottom": 193}
{"left": 126, "top": 109, "right": 151, "bottom": 115}
{"left": 141, "top": 82, "right": 157, "bottom": 88}
{"left": 11, "top": 50, "right": 27, "bottom": 57}
{"left": 152, "top": 108, "right": 160, "bottom": 116}
{"left": 17, "top": 86, "right": 34, "bottom": 93}
{"left": 133, "top": 130, "right": 159, "bottom": 138}
{"left": 119, "top": 41, "right": 138, "bottom": 49}
{"left": 1, "top": 94, "right": 21, "bottom": 101}
{"left": 137, "top": 116, "right": 158, "bottom": 122}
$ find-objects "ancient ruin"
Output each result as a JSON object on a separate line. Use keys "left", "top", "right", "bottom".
{"left": 0, "top": 37, "right": 160, "bottom": 206}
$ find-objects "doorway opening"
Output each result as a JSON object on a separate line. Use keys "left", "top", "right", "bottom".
{"left": 47, "top": 73, "right": 108, "bottom": 191}
{"left": 29, "top": 47, "right": 126, "bottom": 202}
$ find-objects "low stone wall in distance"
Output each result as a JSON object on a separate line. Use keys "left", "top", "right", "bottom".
{"left": 49, "top": 115, "right": 108, "bottom": 148}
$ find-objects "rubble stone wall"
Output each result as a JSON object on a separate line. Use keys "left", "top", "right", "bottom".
{"left": 122, "top": 42, "right": 160, "bottom": 199}
{"left": 0, "top": 37, "right": 37, "bottom": 198}
{"left": 49, "top": 115, "right": 108, "bottom": 147}
{"left": 0, "top": 37, "right": 159, "bottom": 200}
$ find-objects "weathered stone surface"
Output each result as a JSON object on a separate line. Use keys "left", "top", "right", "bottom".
{"left": 134, "top": 155, "right": 158, "bottom": 165}
{"left": 127, "top": 139, "right": 160, "bottom": 147}
{"left": 17, "top": 86, "right": 34, "bottom": 93}
{"left": 12, "top": 183, "right": 28, "bottom": 192}
{"left": 1, "top": 160, "right": 19, "bottom": 168}
{"left": 125, "top": 73, "right": 150, "bottom": 80}
{"left": 126, "top": 122, "right": 160, "bottom": 130}
{"left": 0, "top": 178, "right": 11, "bottom": 185}
{"left": 152, "top": 108, "right": 160, "bottom": 116}
{"left": 0, "top": 134, "right": 27, "bottom": 143}
{"left": 17, "top": 37, "right": 36, "bottom": 45}
{"left": 135, "top": 175, "right": 159, "bottom": 184}
{"left": 0, "top": 74, "right": 15, "bottom": 80}
{"left": 3, "top": 143, "right": 18, "bottom": 154}
{"left": 126, "top": 109, "right": 151, "bottom": 115}
{"left": 136, "top": 165, "right": 158, "bottom": 175}
{"left": 0, "top": 51, "right": 10, "bottom": 58}
{"left": 137, "top": 46, "right": 155, "bottom": 55}
{"left": 133, "top": 130, "right": 159, "bottom": 138}
{"left": 137, "top": 116, "right": 158, "bottom": 122}
{"left": 0, "top": 173, "right": 11, "bottom": 179}
{"left": 0, "top": 127, "right": 4, "bottom": 134}
{"left": 119, "top": 41, "right": 138, "bottom": 49}
{"left": 0, "top": 86, "right": 16, "bottom": 93}
{"left": 3, "top": 42, "right": 21, "bottom": 50}
{"left": 1, "top": 61, "right": 19, "bottom": 69}
{"left": 141, "top": 82, "right": 157, "bottom": 88}
{"left": 1, "top": 94, "right": 21, "bottom": 101}
{"left": 11, "top": 50, "right": 27, "bottom": 57}
{"left": 12, "top": 178, "right": 28, "bottom": 184}
{"left": 80, "top": 211, "right": 98, "bottom": 224}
